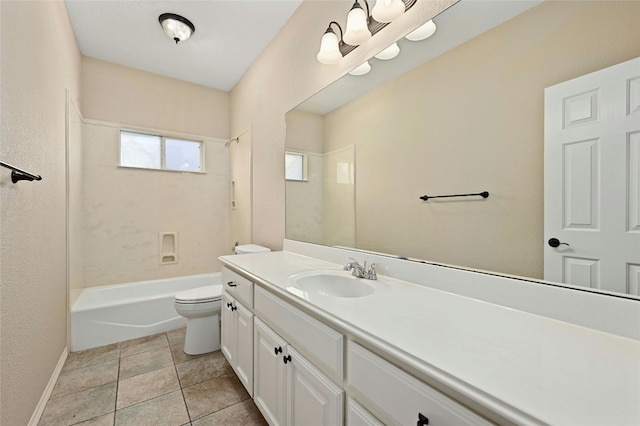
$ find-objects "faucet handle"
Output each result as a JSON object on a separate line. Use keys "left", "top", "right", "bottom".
{"left": 366, "top": 263, "right": 377, "bottom": 280}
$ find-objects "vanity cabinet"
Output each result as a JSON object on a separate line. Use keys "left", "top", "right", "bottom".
{"left": 221, "top": 265, "right": 255, "bottom": 395}
{"left": 254, "top": 317, "right": 343, "bottom": 426}
{"left": 347, "top": 342, "right": 492, "bottom": 426}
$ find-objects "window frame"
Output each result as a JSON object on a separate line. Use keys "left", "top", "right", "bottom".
{"left": 119, "top": 129, "right": 206, "bottom": 174}
{"left": 285, "top": 151, "right": 309, "bottom": 182}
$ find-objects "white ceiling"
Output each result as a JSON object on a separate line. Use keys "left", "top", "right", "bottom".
{"left": 64, "top": 0, "right": 303, "bottom": 92}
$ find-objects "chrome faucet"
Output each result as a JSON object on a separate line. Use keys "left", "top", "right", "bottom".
{"left": 343, "top": 258, "right": 377, "bottom": 280}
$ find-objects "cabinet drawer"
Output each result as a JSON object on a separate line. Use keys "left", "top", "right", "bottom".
{"left": 347, "top": 398, "right": 384, "bottom": 426}
{"left": 222, "top": 267, "right": 253, "bottom": 307}
{"left": 254, "top": 286, "right": 343, "bottom": 380}
{"left": 347, "top": 342, "right": 492, "bottom": 426}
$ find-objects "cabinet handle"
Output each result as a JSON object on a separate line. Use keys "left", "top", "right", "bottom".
{"left": 227, "top": 281, "right": 237, "bottom": 287}
{"left": 226, "top": 302, "right": 232, "bottom": 308}
{"left": 231, "top": 305, "right": 237, "bottom": 311}
{"left": 274, "top": 346, "right": 283, "bottom": 355}
{"left": 417, "top": 413, "right": 429, "bottom": 426}
{"left": 283, "top": 355, "right": 292, "bottom": 364}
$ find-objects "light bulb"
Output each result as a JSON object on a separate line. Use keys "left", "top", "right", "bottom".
{"left": 405, "top": 19, "right": 437, "bottom": 41}
{"left": 316, "top": 31, "right": 342, "bottom": 65}
{"left": 372, "top": 0, "right": 405, "bottom": 23}
{"left": 343, "top": 3, "right": 371, "bottom": 45}
{"left": 374, "top": 43, "right": 400, "bottom": 60}
{"left": 349, "top": 61, "right": 372, "bottom": 76}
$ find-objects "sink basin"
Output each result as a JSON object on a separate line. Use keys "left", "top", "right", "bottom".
{"left": 287, "top": 269, "right": 375, "bottom": 298}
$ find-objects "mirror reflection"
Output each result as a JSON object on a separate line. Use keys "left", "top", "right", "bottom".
{"left": 285, "top": 0, "right": 640, "bottom": 297}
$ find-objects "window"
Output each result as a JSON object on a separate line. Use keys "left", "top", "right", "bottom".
{"left": 120, "top": 130, "right": 203, "bottom": 172}
{"left": 285, "top": 151, "right": 308, "bottom": 181}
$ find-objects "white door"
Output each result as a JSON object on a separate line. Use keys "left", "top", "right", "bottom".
{"left": 235, "top": 302, "right": 254, "bottom": 396}
{"left": 286, "top": 346, "right": 343, "bottom": 426}
{"left": 254, "top": 318, "right": 287, "bottom": 426}
{"left": 544, "top": 57, "right": 640, "bottom": 295}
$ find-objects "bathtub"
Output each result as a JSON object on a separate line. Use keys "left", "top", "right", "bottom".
{"left": 71, "top": 272, "right": 220, "bottom": 352}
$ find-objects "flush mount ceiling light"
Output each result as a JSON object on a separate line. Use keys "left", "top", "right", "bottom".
{"left": 316, "top": 0, "right": 415, "bottom": 65}
{"left": 159, "top": 13, "right": 195, "bottom": 44}
{"left": 405, "top": 19, "right": 437, "bottom": 41}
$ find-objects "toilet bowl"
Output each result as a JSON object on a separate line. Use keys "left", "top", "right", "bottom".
{"left": 174, "top": 285, "right": 222, "bottom": 355}
{"left": 174, "top": 244, "right": 270, "bottom": 355}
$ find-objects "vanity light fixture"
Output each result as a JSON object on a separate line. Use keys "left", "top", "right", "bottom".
{"left": 405, "top": 19, "right": 436, "bottom": 41}
{"left": 316, "top": 0, "right": 416, "bottom": 65}
{"left": 372, "top": 0, "right": 406, "bottom": 23}
{"left": 349, "top": 61, "right": 372, "bottom": 76}
{"left": 159, "top": 13, "right": 195, "bottom": 44}
{"left": 344, "top": 1, "right": 372, "bottom": 45}
{"left": 317, "top": 21, "right": 344, "bottom": 65}
{"left": 374, "top": 42, "right": 400, "bottom": 60}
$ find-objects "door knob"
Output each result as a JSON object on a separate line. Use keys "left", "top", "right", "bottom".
{"left": 548, "top": 238, "right": 570, "bottom": 248}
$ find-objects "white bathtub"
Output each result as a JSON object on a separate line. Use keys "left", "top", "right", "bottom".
{"left": 71, "top": 272, "right": 221, "bottom": 352}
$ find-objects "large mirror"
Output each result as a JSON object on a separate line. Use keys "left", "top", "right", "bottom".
{"left": 285, "top": 0, "right": 640, "bottom": 297}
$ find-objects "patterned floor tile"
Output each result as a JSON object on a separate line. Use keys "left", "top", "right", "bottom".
{"left": 64, "top": 343, "right": 120, "bottom": 372}
{"left": 52, "top": 359, "right": 119, "bottom": 399}
{"left": 116, "top": 366, "right": 180, "bottom": 409}
{"left": 119, "top": 346, "right": 173, "bottom": 380}
{"left": 175, "top": 351, "right": 232, "bottom": 388}
{"left": 114, "top": 390, "right": 189, "bottom": 426}
{"left": 191, "top": 400, "right": 267, "bottom": 426}
{"left": 119, "top": 333, "right": 168, "bottom": 358}
{"left": 182, "top": 373, "right": 249, "bottom": 420}
{"left": 39, "top": 382, "right": 116, "bottom": 425}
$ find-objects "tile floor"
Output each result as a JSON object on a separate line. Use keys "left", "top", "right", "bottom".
{"left": 39, "top": 329, "right": 267, "bottom": 426}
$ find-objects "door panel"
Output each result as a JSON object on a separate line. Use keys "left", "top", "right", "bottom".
{"left": 545, "top": 57, "right": 640, "bottom": 294}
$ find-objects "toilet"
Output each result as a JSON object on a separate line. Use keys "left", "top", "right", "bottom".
{"left": 174, "top": 285, "right": 223, "bottom": 355}
{"left": 174, "top": 243, "right": 270, "bottom": 355}
{"left": 234, "top": 243, "right": 271, "bottom": 255}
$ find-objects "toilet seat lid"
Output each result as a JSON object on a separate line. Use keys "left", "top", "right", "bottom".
{"left": 175, "top": 285, "right": 222, "bottom": 303}
{"left": 235, "top": 244, "right": 271, "bottom": 254}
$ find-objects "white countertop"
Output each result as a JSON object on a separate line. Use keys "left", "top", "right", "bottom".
{"left": 220, "top": 250, "right": 640, "bottom": 425}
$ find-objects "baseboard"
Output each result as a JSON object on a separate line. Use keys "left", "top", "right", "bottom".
{"left": 28, "top": 347, "right": 68, "bottom": 426}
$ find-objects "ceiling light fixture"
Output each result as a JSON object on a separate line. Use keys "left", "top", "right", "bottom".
{"left": 159, "top": 13, "right": 195, "bottom": 44}
{"left": 405, "top": 19, "right": 437, "bottom": 41}
{"left": 316, "top": 0, "right": 415, "bottom": 65}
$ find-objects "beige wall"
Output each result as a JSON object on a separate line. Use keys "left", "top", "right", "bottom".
{"left": 318, "top": 0, "right": 640, "bottom": 278}
{"left": 80, "top": 59, "right": 232, "bottom": 286}
{"left": 82, "top": 57, "right": 230, "bottom": 138}
{"left": 231, "top": 0, "right": 456, "bottom": 250}
{"left": 0, "top": 1, "right": 81, "bottom": 424}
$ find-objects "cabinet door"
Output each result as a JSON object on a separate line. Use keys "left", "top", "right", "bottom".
{"left": 287, "top": 346, "right": 343, "bottom": 426}
{"left": 235, "top": 301, "right": 254, "bottom": 396}
{"left": 254, "top": 318, "right": 287, "bottom": 426}
{"left": 221, "top": 292, "right": 237, "bottom": 365}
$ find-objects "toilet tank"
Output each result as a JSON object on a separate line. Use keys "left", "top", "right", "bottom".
{"left": 234, "top": 244, "right": 271, "bottom": 255}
